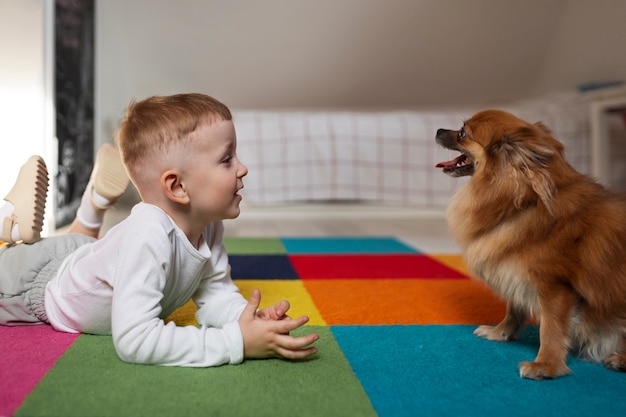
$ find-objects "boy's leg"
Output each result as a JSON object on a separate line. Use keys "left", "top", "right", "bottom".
{"left": 0, "top": 233, "right": 95, "bottom": 325}
{"left": 67, "top": 143, "right": 129, "bottom": 237}
{"left": 1, "top": 155, "right": 49, "bottom": 245}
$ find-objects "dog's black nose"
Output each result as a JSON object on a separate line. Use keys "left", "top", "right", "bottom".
{"left": 436, "top": 128, "right": 447, "bottom": 136}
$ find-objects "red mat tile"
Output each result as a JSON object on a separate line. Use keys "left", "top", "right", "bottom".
{"left": 290, "top": 254, "right": 467, "bottom": 279}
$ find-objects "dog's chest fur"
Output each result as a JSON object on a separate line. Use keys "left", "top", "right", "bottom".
{"left": 447, "top": 185, "right": 540, "bottom": 314}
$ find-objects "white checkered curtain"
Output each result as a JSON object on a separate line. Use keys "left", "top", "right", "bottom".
{"left": 233, "top": 91, "right": 590, "bottom": 209}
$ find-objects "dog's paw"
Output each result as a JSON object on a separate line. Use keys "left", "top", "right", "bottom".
{"left": 605, "top": 354, "right": 626, "bottom": 372}
{"left": 473, "top": 325, "right": 515, "bottom": 341}
{"left": 518, "top": 361, "right": 571, "bottom": 380}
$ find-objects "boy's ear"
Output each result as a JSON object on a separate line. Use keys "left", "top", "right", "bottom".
{"left": 160, "top": 170, "right": 190, "bottom": 204}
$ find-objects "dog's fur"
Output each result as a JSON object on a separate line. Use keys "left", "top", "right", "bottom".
{"left": 435, "top": 109, "right": 626, "bottom": 380}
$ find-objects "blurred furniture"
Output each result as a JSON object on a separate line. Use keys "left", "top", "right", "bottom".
{"left": 588, "top": 87, "right": 626, "bottom": 186}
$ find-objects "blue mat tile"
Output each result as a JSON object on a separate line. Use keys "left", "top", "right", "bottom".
{"left": 331, "top": 325, "right": 626, "bottom": 417}
{"left": 229, "top": 255, "right": 299, "bottom": 279}
{"left": 281, "top": 237, "right": 419, "bottom": 254}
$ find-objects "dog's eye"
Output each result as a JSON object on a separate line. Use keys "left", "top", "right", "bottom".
{"left": 458, "top": 129, "right": 466, "bottom": 140}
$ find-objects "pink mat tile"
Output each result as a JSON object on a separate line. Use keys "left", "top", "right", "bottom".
{"left": 0, "top": 325, "right": 78, "bottom": 416}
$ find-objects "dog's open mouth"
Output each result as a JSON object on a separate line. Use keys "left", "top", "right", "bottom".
{"left": 436, "top": 153, "right": 475, "bottom": 177}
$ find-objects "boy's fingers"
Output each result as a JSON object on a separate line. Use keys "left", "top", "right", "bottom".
{"left": 275, "top": 300, "right": 290, "bottom": 317}
{"left": 277, "top": 346, "right": 318, "bottom": 360}
{"left": 277, "top": 315, "right": 309, "bottom": 332}
{"left": 276, "top": 334, "right": 320, "bottom": 358}
{"left": 249, "top": 289, "right": 261, "bottom": 305}
{"left": 289, "top": 333, "right": 319, "bottom": 348}
{"left": 242, "top": 289, "right": 261, "bottom": 318}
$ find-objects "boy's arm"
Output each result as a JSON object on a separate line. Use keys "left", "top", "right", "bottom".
{"left": 193, "top": 265, "right": 248, "bottom": 327}
{"left": 110, "top": 258, "right": 245, "bottom": 367}
{"left": 193, "top": 222, "right": 248, "bottom": 327}
{"left": 109, "top": 223, "right": 244, "bottom": 367}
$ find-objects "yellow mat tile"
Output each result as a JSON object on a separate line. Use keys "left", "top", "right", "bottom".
{"left": 166, "top": 280, "right": 326, "bottom": 326}
{"left": 431, "top": 254, "right": 472, "bottom": 277}
{"left": 237, "top": 280, "right": 326, "bottom": 325}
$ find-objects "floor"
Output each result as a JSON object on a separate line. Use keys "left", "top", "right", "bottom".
{"left": 94, "top": 202, "right": 460, "bottom": 254}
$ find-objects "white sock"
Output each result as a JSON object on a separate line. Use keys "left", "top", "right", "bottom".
{"left": 92, "top": 190, "right": 112, "bottom": 208}
{"left": 11, "top": 224, "right": 20, "bottom": 241}
{"left": 0, "top": 201, "right": 21, "bottom": 241}
{"left": 76, "top": 183, "right": 112, "bottom": 229}
{"left": 0, "top": 201, "right": 13, "bottom": 221}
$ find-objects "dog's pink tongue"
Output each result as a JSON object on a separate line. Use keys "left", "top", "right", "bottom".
{"left": 436, "top": 155, "right": 465, "bottom": 168}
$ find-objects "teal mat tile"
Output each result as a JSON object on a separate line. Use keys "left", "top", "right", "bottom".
{"left": 331, "top": 325, "right": 626, "bottom": 417}
{"left": 281, "top": 236, "right": 419, "bottom": 254}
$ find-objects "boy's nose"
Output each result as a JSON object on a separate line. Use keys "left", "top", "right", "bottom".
{"left": 238, "top": 161, "right": 248, "bottom": 177}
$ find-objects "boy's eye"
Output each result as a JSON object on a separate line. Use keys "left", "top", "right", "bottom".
{"left": 222, "top": 155, "right": 233, "bottom": 163}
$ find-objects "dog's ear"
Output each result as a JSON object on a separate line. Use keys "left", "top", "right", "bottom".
{"left": 486, "top": 125, "right": 557, "bottom": 215}
{"left": 534, "top": 121, "right": 553, "bottom": 136}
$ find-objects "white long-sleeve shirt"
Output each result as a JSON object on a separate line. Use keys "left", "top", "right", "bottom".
{"left": 45, "top": 202, "right": 248, "bottom": 367}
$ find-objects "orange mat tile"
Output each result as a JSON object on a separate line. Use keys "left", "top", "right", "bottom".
{"left": 303, "top": 278, "right": 506, "bottom": 325}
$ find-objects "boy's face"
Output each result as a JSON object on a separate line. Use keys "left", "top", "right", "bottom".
{"left": 183, "top": 119, "right": 248, "bottom": 222}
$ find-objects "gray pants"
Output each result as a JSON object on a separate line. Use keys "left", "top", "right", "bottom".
{"left": 0, "top": 234, "right": 95, "bottom": 325}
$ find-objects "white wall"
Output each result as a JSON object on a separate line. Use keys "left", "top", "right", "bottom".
{"left": 0, "top": 0, "right": 55, "bottom": 232}
{"left": 3, "top": 0, "right": 625, "bottom": 214}
{"left": 535, "top": 0, "right": 626, "bottom": 93}
{"left": 94, "top": 0, "right": 626, "bottom": 147}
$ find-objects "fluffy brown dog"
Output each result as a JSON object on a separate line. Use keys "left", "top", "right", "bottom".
{"left": 435, "top": 109, "right": 626, "bottom": 380}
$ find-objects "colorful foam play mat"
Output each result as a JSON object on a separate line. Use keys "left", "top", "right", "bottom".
{"left": 1, "top": 237, "right": 624, "bottom": 417}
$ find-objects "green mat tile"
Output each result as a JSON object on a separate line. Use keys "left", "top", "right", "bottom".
{"left": 17, "top": 326, "right": 375, "bottom": 417}
{"left": 223, "top": 237, "right": 286, "bottom": 254}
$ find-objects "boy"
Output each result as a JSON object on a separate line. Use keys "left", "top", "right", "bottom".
{"left": 0, "top": 93, "right": 319, "bottom": 366}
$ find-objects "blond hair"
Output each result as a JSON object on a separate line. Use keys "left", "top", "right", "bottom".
{"left": 116, "top": 93, "right": 232, "bottom": 184}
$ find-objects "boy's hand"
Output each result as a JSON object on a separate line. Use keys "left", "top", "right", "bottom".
{"left": 256, "top": 299, "right": 290, "bottom": 320}
{"left": 239, "top": 289, "right": 319, "bottom": 360}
